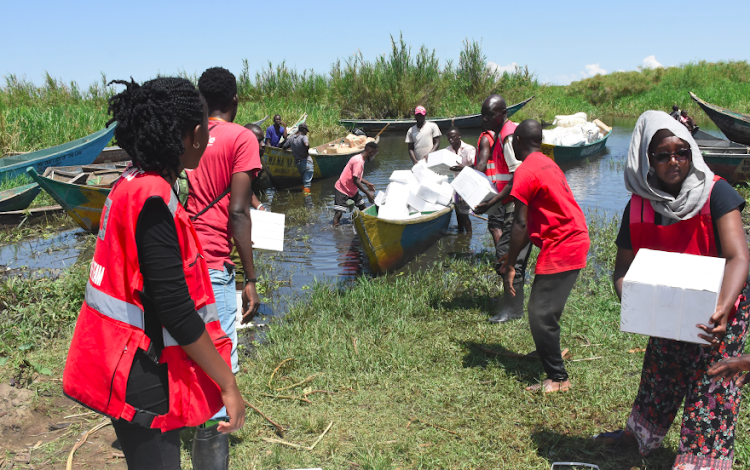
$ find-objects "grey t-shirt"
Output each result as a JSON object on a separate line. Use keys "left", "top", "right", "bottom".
{"left": 405, "top": 121, "right": 441, "bottom": 160}
{"left": 289, "top": 134, "right": 311, "bottom": 163}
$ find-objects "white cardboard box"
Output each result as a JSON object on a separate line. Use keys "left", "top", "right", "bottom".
{"left": 385, "top": 182, "right": 412, "bottom": 203}
{"left": 251, "top": 210, "right": 285, "bottom": 252}
{"left": 389, "top": 170, "right": 418, "bottom": 187}
{"left": 450, "top": 167, "right": 498, "bottom": 209}
{"left": 377, "top": 202, "right": 410, "bottom": 220}
{"left": 374, "top": 191, "right": 386, "bottom": 206}
{"left": 426, "top": 149, "right": 462, "bottom": 176}
{"left": 415, "top": 180, "right": 442, "bottom": 204}
{"left": 620, "top": 249, "right": 725, "bottom": 344}
{"left": 407, "top": 191, "right": 442, "bottom": 212}
{"left": 437, "top": 182, "right": 455, "bottom": 206}
{"left": 412, "top": 160, "right": 448, "bottom": 184}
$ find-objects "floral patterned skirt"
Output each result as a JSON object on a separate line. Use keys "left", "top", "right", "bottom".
{"left": 625, "top": 289, "right": 750, "bottom": 470}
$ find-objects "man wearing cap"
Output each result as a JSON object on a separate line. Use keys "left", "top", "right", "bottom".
{"left": 406, "top": 106, "right": 441, "bottom": 164}
{"left": 285, "top": 123, "right": 313, "bottom": 194}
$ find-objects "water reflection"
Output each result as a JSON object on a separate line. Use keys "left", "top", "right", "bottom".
{"left": 0, "top": 120, "right": 724, "bottom": 316}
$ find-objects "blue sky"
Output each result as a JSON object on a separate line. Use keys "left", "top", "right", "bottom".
{"left": 3, "top": 0, "right": 748, "bottom": 89}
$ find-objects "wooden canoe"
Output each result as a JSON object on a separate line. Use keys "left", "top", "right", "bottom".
{"left": 339, "top": 96, "right": 534, "bottom": 133}
{"left": 690, "top": 92, "right": 750, "bottom": 145}
{"left": 0, "top": 205, "right": 64, "bottom": 225}
{"left": 0, "top": 183, "right": 42, "bottom": 212}
{"left": 27, "top": 162, "right": 128, "bottom": 231}
{"left": 252, "top": 115, "right": 269, "bottom": 127}
{"left": 352, "top": 204, "right": 452, "bottom": 275}
{"left": 263, "top": 135, "right": 378, "bottom": 189}
{"left": 0, "top": 124, "right": 116, "bottom": 182}
{"left": 694, "top": 129, "right": 750, "bottom": 184}
{"left": 540, "top": 130, "right": 611, "bottom": 164}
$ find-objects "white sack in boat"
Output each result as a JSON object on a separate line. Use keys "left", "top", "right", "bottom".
{"left": 553, "top": 112, "right": 588, "bottom": 128}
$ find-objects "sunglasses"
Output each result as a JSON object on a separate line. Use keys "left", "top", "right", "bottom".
{"left": 651, "top": 148, "right": 691, "bottom": 164}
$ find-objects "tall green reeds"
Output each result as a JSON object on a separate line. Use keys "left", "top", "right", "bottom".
{"left": 3, "top": 40, "right": 750, "bottom": 155}
{"left": 565, "top": 60, "right": 750, "bottom": 116}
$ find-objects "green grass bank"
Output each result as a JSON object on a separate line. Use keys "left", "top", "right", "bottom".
{"left": 5, "top": 210, "right": 750, "bottom": 469}
{"left": 2, "top": 35, "right": 750, "bottom": 154}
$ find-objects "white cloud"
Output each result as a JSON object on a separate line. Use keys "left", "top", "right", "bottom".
{"left": 584, "top": 63, "right": 607, "bottom": 77}
{"left": 642, "top": 55, "right": 663, "bottom": 69}
{"left": 488, "top": 61, "right": 519, "bottom": 75}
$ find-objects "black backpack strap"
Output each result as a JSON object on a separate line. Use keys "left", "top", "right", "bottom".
{"left": 190, "top": 185, "right": 231, "bottom": 222}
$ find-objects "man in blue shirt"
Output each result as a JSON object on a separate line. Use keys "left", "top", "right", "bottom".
{"left": 265, "top": 114, "right": 287, "bottom": 147}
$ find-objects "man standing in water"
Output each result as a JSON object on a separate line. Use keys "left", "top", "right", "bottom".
{"left": 474, "top": 94, "right": 530, "bottom": 323}
{"left": 285, "top": 123, "right": 313, "bottom": 194}
{"left": 502, "top": 119, "right": 589, "bottom": 393}
{"left": 445, "top": 126, "right": 476, "bottom": 233}
{"left": 265, "top": 114, "right": 287, "bottom": 147}
{"left": 186, "top": 66, "right": 261, "bottom": 469}
{"left": 405, "top": 105, "right": 441, "bottom": 164}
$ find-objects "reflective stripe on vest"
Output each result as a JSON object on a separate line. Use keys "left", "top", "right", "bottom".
{"left": 489, "top": 174, "right": 512, "bottom": 182}
{"left": 85, "top": 281, "right": 144, "bottom": 329}
{"left": 86, "top": 280, "right": 218, "bottom": 346}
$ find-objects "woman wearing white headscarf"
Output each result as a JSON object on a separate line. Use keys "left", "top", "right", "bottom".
{"left": 602, "top": 111, "right": 749, "bottom": 469}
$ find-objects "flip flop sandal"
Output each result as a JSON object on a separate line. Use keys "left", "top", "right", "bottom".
{"left": 591, "top": 430, "right": 625, "bottom": 446}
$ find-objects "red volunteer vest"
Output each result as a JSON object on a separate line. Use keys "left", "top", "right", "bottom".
{"left": 477, "top": 130, "right": 496, "bottom": 154}
{"left": 486, "top": 120, "right": 518, "bottom": 203}
{"left": 62, "top": 168, "right": 231, "bottom": 432}
{"left": 629, "top": 176, "right": 721, "bottom": 257}
{"left": 629, "top": 175, "right": 741, "bottom": 319}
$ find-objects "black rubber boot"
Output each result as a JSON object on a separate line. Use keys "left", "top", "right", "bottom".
{"left": 192, "top": 424, "right": 229, "bottom": 470}
{"left": 489, "top": 283, "right": 525, "bottom": 324}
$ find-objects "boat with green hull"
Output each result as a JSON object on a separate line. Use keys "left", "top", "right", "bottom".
{"left": 694, "top": 129, "right": 750, "bottom": 184}
{"left": 0, "top": 124, "right": 116, "bottom": 182}
{"left": 27, "top": 163, "right": 127, "bottom": 231}
{"left": 352, "top": 204, "right": 452, "bottom": 275}
{"left": 0, "top": 183, "right": 42, "bottom": 212}
{"left": 263, "top": 135, "right": 378, "bottom": 189}
{"left": 540, "top": 130, "right": 611, "bottom": 164}
{"left": 690, "top": 92, "right": 750, "bottom": 146}
{"left": 339, "top": 96, "right": 534, "bottom": 133}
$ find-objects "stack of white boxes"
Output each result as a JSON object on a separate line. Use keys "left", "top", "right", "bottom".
{"left": 620, "top": 249, "right": 725, "bottom": 344}
{"left": 376, "top": 152, "right": 457, "bottom": 221}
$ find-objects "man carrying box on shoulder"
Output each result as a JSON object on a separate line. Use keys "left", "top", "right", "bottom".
{"left": 474, "top": 94, "right": 531, "bottom": 323}
{"left": 501, "top": 119, "right": 590, "bottom": 393}
{"left": 333, "top": 142, "right": 379, "bottom": 226}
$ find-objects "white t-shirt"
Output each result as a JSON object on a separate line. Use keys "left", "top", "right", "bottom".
{"left": 405, "top": 121, "right": 441, "bottom": 160}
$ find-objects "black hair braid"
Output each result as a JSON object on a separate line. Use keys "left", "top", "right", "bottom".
{"left": 198, "top": 67, "right": 237, "bottom": 110}
{"left": 106, "top": 77, "right": 203, "bottom": 177}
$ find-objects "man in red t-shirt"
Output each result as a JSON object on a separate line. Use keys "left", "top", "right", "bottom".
{"left": 502, "top": 119, "right": 590, "bottom": 394}
{"left": 185, "top": 67, "right": 261, "bottom": 465}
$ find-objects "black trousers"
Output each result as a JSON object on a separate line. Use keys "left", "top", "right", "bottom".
{"left": 111, "top": 351, "right": 181, "bottom": 470}
{"left": 494, "top": 202, "right": 532, "bottom": 284}
{"left": 527, "top": 269, "right": 580, "bottom": 382}
{"left": 112, "top": 419, "right": 181, "bottom": 470}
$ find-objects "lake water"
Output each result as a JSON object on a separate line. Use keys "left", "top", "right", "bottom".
{"left": 0, "top": 120, "right": 725, "bottom": 316}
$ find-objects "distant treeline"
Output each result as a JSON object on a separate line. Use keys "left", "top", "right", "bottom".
{"left": 2, "top": 34, "right": 750, "bottom": 153}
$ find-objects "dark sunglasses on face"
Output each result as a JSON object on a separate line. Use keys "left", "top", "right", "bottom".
{"left": 651, "top": 148, "right": 691, "bottom": 164}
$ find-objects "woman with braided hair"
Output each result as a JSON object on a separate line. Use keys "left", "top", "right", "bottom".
{"left": 62, "top": 77, "right": 245, "bottom": 470}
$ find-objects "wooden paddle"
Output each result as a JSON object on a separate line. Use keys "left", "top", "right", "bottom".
{"left": 375, "top": 123, "right": 390, "bottom": 138}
